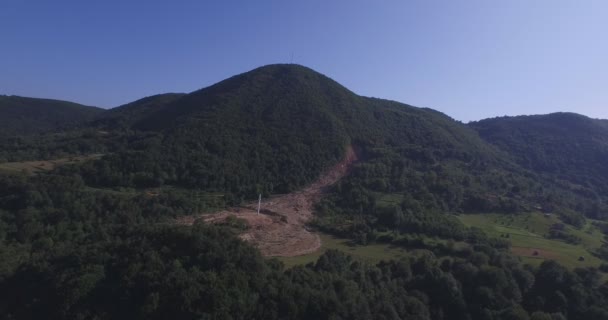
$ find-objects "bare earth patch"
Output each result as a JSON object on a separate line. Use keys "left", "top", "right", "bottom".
{"left": 177, "top": 146, "right": 358, "bottom": 257}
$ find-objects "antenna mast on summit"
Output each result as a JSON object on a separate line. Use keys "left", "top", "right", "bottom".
{"left": 257, "top": 194, "right": 261, "bottom": 215}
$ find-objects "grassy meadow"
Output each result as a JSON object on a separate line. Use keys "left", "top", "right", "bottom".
{"left": 276, "top": 233, "right": 409, "bottom": 268}
{"left": 458, "top": 212, "right": 606, "bottom": 269}
{"left": 0, "top": 154, "right": 103, "bottom": 174}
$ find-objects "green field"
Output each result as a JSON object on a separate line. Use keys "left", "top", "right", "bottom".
{"left": 0, "top": 154, "right": 103, "bottom": 174}
{"left": 276, "top": 233, "right": 410, "bottom": 268}
{"left": 458, "top": 213, "right": 606, "bottom": 269}
{"left": 376, "top": 193, "right": 404, "bottom": 208}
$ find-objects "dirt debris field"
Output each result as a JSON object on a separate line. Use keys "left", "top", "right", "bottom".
{"left": 177, "top": 146, "right": 358, "bottom": 257}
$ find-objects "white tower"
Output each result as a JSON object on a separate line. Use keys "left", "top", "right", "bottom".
{"left": 257, "top": 194, "right": 261, "bottom": 215}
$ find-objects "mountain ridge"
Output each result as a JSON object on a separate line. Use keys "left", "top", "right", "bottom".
{"left": 0, "top": 95, "right": 102, "bottom": 136}
{"left": 2, "top": 64, "right": 608, "bottom": 220}
{"left": 4, "top": 64, "right": 608, "bottom": 319}
{"left": 470, "top": 112, "right": 608, "bottom": 218}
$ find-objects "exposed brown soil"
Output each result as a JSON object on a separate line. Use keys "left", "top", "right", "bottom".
{"left": 176, "top": 145, "right": 358, "bottom": 257}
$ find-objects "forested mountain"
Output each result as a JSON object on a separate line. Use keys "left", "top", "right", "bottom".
{"left": 0, "top": 95, "right": 102, "bottom": 136}
{"left": 4, "top": 64, "right": 607, "bottom": 222}
{"left": 471, "top": 113, "right": 608, "bottom": 219}
{"left": 3, "top": 64, "right": 608, "bottom": 319}
{"left": 73, "top": 65, "right": 531, "bottom": 208}
{"left": 4, "top": 65, "right": 607, "bottom": 225}
{"left": 92, "top": 93, "right": 186, "bottom": 129}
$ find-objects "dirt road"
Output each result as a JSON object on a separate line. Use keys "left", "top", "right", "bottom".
{"left": 177, "top": 145, "right": 358, "bottom": 257}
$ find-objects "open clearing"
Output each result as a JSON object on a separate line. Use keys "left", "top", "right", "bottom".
{"left": 0, "top": 154, "right": 103, "bottom": 174}
{"left": 176, "top": 149, "right": 608, "bottom": 268}
{"left": 276, "top": 233, "right": 409, "bottom": 268}
{"left": 177, "top": 146, "right": 358, "bottom": 257}
{"left": 276, "top": 233, "right": 466, "bottom": 268}
{"left": 458, "top": 213, "right": 606, "bottom": 269}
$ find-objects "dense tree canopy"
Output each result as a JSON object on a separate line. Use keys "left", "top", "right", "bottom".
{"left": 471, "top": 113, "right": 608, "bottom": 219}
{"left": 2, "top": 64, "right": 608, "bottom": 319}
{"left": 0, "top": 95, "right": 102, "bottom": 137}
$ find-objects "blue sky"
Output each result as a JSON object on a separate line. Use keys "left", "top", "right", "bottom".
{"left": 1, "top": 0, "right": 606, "bottom": 122}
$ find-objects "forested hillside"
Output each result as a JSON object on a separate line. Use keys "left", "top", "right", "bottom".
{"left": 471, "top": 113, "right": 608, "bottom": 219}
{"left": 3, "top": 64, "right": 608, "bottom": 319}
{"left": 0, "top": 95, "right": 102, "bottom": 136}
{"left": 2, "top": 65, "right": 606, "bottom": 236}
{"left": 1, "top": 171, "right": 607, "bottom": 319}
{"left": 74, "top": 65, "right": 352, "bottom": 197}
{"left": 91, "top": 93, "right": 186, "bottom": 129}
{"left": 65, "top": 65, "right": 540, "bottom": 211}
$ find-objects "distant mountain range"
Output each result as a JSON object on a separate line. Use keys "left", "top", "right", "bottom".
{"left": 2, "top": 64, "right": 607, "bottom": 219}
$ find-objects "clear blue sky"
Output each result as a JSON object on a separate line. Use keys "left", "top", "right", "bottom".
{"left": 1, "top": 0, "right": 606, "bottom": 122}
